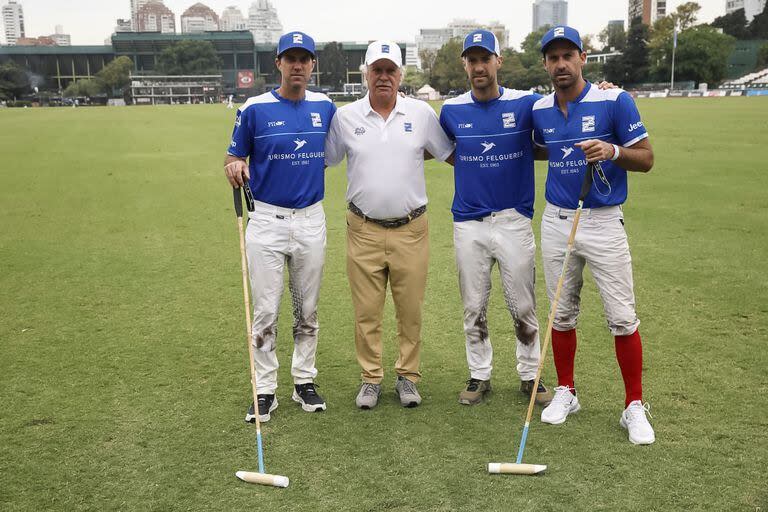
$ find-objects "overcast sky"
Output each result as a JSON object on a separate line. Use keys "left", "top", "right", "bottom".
{"left": 9, "top": 0, "right": 726, "bottom": 48}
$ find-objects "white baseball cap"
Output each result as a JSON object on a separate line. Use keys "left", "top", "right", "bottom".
{"left": 365, "top": 40, "right": 402, "bottom": 67}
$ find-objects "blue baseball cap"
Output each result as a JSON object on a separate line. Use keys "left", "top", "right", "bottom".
{"left": 462, "top": 29, "right": 500, "bottom": 56}
{"left": 540, "top": 26, "right": 583, "bottom": 54}
{"left": 277, "top": 31, "right": 315, "bottom": 57}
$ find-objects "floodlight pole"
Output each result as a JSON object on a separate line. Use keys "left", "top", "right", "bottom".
{"left": 670, "top": 21, "right": 678, "bottom": 90}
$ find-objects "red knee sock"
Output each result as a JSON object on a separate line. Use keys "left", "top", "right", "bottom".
{"left": 615, "top": 330, "right": 643, "bottom": 407}
{"left": 552, "top": 328, "right": 577, "bottom": 391}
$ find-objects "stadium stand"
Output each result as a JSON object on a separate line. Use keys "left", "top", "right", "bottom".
{"left": 721, "top": 67, "right": 768, "bottom": 89}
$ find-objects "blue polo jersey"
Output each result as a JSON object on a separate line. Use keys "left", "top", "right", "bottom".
{"left": 440, "top": 88, "right": 542, "bottom": 221}
{"left": 532, "top": 82, "right": 649, "bottom": 209}
{"left": 227, "top": 89, "right": 336, "bottom": 209}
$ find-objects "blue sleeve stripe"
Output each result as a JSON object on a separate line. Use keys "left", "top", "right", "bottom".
{"left": 455, "top": 129, "right": 531, "bottom": 139}
{"left": 253, "top": 130, "right": 328, "bottom": 140}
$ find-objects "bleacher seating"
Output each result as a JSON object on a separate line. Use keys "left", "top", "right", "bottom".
{"left": 722, "top": 68, "right": 768, "bottom": 88}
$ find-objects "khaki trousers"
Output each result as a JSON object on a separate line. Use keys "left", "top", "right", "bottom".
{"left": 346, "top": 210, "right": 429, "bottom": 384}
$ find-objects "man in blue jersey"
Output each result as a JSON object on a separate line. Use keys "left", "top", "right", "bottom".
{"left": 531, "top": 26, "right": 656, "bottom": 444}
{"left": 224, "top": 31, "right": 336, "bottom": 423}
{"left": 439, "top": 30, "right": 553, "bottom": 407}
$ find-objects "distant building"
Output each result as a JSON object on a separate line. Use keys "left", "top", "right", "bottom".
{"left": 136, "top": 1, "right": 175, "bottom": 34}
{"left": 628, "top": 0, "right": 666, "bottom": 25}
{"left": 50, "top": 25, "right": 71, "bottom": 46}
{"left": 248, "top": 0, "right": 282, "bottom": 44}
{"left": 115, "top": 18, "right": 133, "bottom": 33}
{"left": 532, "top": 0, "right": 568, "bottom": 31}
{"left": 16, "top": 36, "right": 56, "bottom": 46}
{"left": 405, "top": 45, "right": 419, "bottom": 68}
{"left": 415, "top": 27, "right": 454, "bottom": 52}
{"left": 608, "top": 19, "right": 625, "bottom": 30}
{"left": 2, "top": 0, "right": 25, "bottom": 46}
{"left": 181, "top": 3, "right": 220, "bottom": 34}
{"left": 220, "top": 6, "right": 247, "bottom": 31}
{"left": 130, "top": 0, "right": 152, "bottom": 31}
{"left": 726, "top": 0, "right": 767, "bottom": 22}
{"left": 416, "top": 18, "right": 509, "bottom": 56}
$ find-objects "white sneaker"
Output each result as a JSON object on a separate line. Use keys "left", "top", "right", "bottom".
{"left": 620, "top": 400, "right": 655, "bottom": 445}
{"left": 541, "top": 386, "right": 580, "bottom": 425}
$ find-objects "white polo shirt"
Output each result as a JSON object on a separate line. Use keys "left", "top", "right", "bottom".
{"left": 325, "top": 94, "right": 454, "bottom": 219}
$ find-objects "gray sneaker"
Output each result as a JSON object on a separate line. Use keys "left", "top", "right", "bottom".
{"left": 395, "top": 376, "right": 422, "bottom": 408}
{"left": 356, "top": 383, "right": 382, "bottom": 409}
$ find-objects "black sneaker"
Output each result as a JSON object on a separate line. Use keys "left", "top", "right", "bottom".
{"left": 291, "top": 383, "right": 327, "bottom": 412}
{"left": 245, "top": 394, "right": 277, "bottom": 423}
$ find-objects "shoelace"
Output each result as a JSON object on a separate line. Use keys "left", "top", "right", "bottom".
{"left": 551, "top": 386, "right": 575, "bottom": 406}
{"left": 299, "top": 383, "right": 318, "bottom": 397}
{"left": 361, "top": 383, "right": 379, "bottom": 397}
{"left": 626, "top": 402, "right": 652, "bottom": 421}
{"left": 399, "top": 379, "right": 417, "bottom": 395}
{"left": 466, "top": 379, "right": 482, "bottom": 392}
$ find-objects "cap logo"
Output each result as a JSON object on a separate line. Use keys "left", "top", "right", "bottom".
{"left": 293, "top": 33, "right": 303, "bottom": 43}
{"left": 473, "top": 33, "right": 482, "bottom": 43}
{"left": 381, "top": 44, "right": 390, "bottom": 53}
{"left": 554, "top": 27, "right": 565, "bottom": 37}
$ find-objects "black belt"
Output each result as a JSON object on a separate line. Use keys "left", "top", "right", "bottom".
{"left": 348, "top": 202, "right": 426, "bottom": 229}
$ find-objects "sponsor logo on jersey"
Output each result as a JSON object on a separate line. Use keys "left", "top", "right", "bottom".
{"left": 480, "top": 141, "right": 496, "bottom": 154}
{"left": 582, "top": 115, "right": 595, "bottom": 133}
{"left": 543, "top": 128, "right": 555, "bottom": 134}
{"left": 235, "top": 114, "right": 241, "bottom": 127}
{"left": 628, "top": 121, "right": 644, "bottom": 132}
{"left": 293, "top": 139, "right": 308, "bottom": 150}
{"left": 458, "top": 123, "right": 473, "bottom": 129}
{"left": 268, "top": 120, "right": 286, "bottom": 127}
{"left": 293, "top": 33, "right": 303, "bottom": 44}
{"left": 354, "top": 126, "right": 366, "bottom": 136}
{"left": 502, "top": 112, "right": 516, "bottom": 128}
{"left": 311, "top": 112, "right": 322, "bottom": 127}
{"left": 230, "top": 140, "right": 237, "bottom": 148}
{"left": 560, "top": 146, "right": 574, "bottom": 159}
{"left": 404, "top": 122, "right": 413, "bottom": 132}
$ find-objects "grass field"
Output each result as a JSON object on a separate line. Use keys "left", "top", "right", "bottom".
{"left": 1, "top": 97, "right": 767, "bottom": 511}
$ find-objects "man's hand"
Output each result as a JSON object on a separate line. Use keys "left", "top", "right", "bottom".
{"left": 575, "top": 139, "right": 616, "bottom": 163}
{"left": 597, "top": 81, "right": 617, "bottom": 90}
{"left": 224, "top": 157, "right": 249, "bottom": 187}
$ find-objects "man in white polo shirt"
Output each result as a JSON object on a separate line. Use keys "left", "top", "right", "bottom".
{"left": 325, "top": 40, "right": 454, "bottom": 409}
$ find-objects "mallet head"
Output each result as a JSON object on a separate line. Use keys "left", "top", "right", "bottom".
{"left": 235, "top": 470, "right": 289, "bottom": 487}
{"left": 488, "top": 463, "right": 547, "bottom": 475}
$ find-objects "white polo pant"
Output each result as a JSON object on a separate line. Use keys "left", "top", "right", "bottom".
{"left": 540, "top": 202, "right": 640, "bottom": 336}
{"left": 245, "top": 200, "right": 326, "bottom": 394}
{"left": 453, "top": 208, "right": 541, "bottom": 381}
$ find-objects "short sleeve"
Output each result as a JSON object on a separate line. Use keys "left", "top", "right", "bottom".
{"left": 613, "top": 92, "right": 648, "bottom": 147}
{"left": 227, "top": 106, "right": 253, "bottom": 158}
{"left": 424, "top": 105, "right": 455, "bottom": 161}
{"left": 438, "top": 104, "right": 455, "bottom": 141}
{"left": 324, "top": 111, "right": 346, "bottom": 167}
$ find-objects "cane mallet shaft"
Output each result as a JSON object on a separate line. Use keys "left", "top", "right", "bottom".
{"left": 489, "top": 163, "right": 595, "bottom": 476}
{"left": 232, "top": 186, "right": 289, "bottom": 488}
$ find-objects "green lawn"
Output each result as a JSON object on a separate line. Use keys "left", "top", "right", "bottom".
{"left": 1, "top": 98, "right": 766, "bottom": 511}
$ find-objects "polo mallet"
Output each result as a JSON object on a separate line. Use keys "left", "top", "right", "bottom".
{"left": 232, "top": 185, "right": 289, "bottom": 488}
{"left": 488, "top": 163, "right": 595, "bottom": 476}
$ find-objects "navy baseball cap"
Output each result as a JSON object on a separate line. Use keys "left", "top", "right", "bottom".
{"left": 462, "top": 29, "right": 500, "bottom": 56}
{"left": 277, "top": 31, "right": 315, "bottom": 57}
{"left": 541, "top": 26, "right": 583, "bottom": 54}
